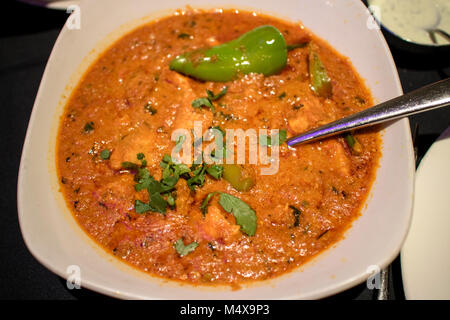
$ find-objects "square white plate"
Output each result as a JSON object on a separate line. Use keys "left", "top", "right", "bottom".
{"left": 18, "top": 0, "right": 414, "bottom": 299}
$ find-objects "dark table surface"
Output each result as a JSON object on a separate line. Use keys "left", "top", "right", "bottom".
{"left": 0, "top": 1, "right": 449, "bottom": 300}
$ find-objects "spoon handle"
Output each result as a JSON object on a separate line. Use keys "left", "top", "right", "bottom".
{"left": 434, "top": 29, "right": 450, "bottom": 42}
{"left": 287, "top": 78, "right": 450, "bottom": 147}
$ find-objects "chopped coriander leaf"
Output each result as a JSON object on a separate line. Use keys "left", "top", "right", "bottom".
{"left": 207, "top": 87, "right": 228, "bottom": 101}
{"left": 134, "top": 169, "right": 156, "bottom": 192}
{"left": 83, "top": 121, "right": 94, "bottom": 133}
{"left": 161, "top": 175, "right": 179, "bottom": 191}
{"left": 161, "top": 155, "right": 190, "bottom": 180}
{"left": 137, "top": 153, "right": 145, "bottom": 160}
{"left": 175, "top": 135, "right": 186, "bottom": 152}
{"left": 174, "top": 239, "right": 198, "bottom": 257}
{"left": 278, "top": 130, "right": 287, "bottom": 144}
{"left": 148, "top": 193, "right": 168, "bottom": 214}
{"left": 218, "top": 193, "right": 257, "bottom": 236}
{"left": 134, "top": 193, "right": 168, "bottom": 215}
{"left": 216, "top": 111, "right": 233, "bottom": 121}
{"left": 129, "top": 155, "right": 194, "bottom": 215}
{"left": 200, "top": 192, "right": 218, "bottom": 215}
{"left": 206, "top": 165, "right": 223, "bottom": 179}
{"left": 167, "top": 193, "right": 176, "bottom": 208}
{"left": 187, "top": 163, "right": 207, "bottom": 190}
{"left": 293, "top": 104, "right": 304, "bottom": 110}
{"left": 144, "top": 103, "right": 157, "bottom": 115}
{"left": 259, "top": 129, "right": 287, "bottom": 147}
{"left": 135, "top": 200, "right": 152, "bottom": 214}
{"left": 278, "top": 92, "right": 286, "bottom": 100}
{"left": 192, "top": 97, "right": 214, "bottom": 112}
{"left": 210, "top": 145, "right": 227, "bottom": 160}
{"left": 355, "top": 96, "right": 366, "bottom": 105}
{"left": 100, "top": 149, "right": 110, "bottom": 160}
{"left": 190, "top": 162, "right": 200, "bottom": 172}
{"left": 209, "top": 125, "right": 225, "bottom": 136}
{"left": 160, "top": 154, "right": 173, "bottom": 168}
{"left": 192, "top": 88, "right": 227, "bottom": 114}
{"left": 159, "top": 155, "right": 191, "bottom": 193}
{"left": 178, "top": 33, "right": 191, "bottom": 39}
{"left": 259, "top": 134, "right": 272, "bottom": 146}
{"left": 177, "top": 164, "right": 191, "bottom": 176}
{"left": 191, "top": 163, "right": 205, "bottom": 175}
{"left": 289, "top": 205, "right": 302, "bottom": 227}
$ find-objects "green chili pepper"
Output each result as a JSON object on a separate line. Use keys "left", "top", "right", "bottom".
{"left": 309, "top": 45, "right": 332, "bottom": 98}
{"left": 344, "top": 133, "right": 363, "bottom": 155}
{"left": 223, "top": 164, "right": 254, "bottom": 192}
{"left": 170, "top": 25, "right": 287, "bottom": 82}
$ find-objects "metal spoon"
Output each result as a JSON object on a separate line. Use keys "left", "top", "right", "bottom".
{"left": 422, "top": 5, "right": 450, "bottom": 45}
{"left": 428, "top": 28, "right": 450, "bottom": 44}
{"left": 287, "top": 78, "right": 450, "bottom": 147}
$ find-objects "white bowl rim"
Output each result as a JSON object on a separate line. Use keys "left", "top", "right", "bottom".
{"left": 17, "top": 0, "right": 414, "bottom": 299}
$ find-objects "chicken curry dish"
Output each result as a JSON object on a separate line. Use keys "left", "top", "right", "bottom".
{"left": 57, "top": 9, "right": 381, "bottom": 287}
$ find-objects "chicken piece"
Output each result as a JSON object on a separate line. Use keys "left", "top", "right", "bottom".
{"left": 166, "top": 72, "right": 213, "bottom": 133}
{"left": 109, "top": 123, "right": 162, "bottom": 170}
{"left": 284, "top": 78, "right": 338, "bottom": 134}
{"left": 92, "top": 175, "right": 135, "bottom": 215}
{"left": 288, "top": 96, "right": 338, "bottom": 134}
{"left": 321, "top": 140, "right": 351, "bottom": 176}
{"left": 106, "top": 220, "right": 140, "bottom": 255}
{"left": 164, "top": 71, "right": 213, "bottom": 165}
{"left": 198, "top": 205, "right": 240, "bottom": 244}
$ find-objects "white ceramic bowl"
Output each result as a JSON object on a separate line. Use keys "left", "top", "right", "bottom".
{"left": 18, "top": 0, "right": 414, "bottom": 299}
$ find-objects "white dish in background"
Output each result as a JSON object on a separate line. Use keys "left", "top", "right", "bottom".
{"left": 368, "top": 0, "right": 450, "bottom": 46}
{"left": 401, "top": 127, "right": 450, "bottom": 300}
{"left": 17, "top": 0, "right": 414, "bottom": 299}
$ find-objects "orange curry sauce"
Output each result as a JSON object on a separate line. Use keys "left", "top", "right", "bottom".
{"left": 57, "top": 10, "right": 381, "bottom": 287}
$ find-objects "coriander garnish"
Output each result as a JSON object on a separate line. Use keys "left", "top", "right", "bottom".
{"left": 192, "top": 97, "right": 214, "bottom": 112}
{"left": 218, "top": 193, "right": 257, "bottom": 236}
{"left": 174, "top": 239, "right": 198, "bottom": 257}
{"left": 258, "top": 129, "right": 287, "bottom": 147}
{"left": 178, "top": 33, "right": 191, "bottom": 39}
{"left": 200, "top": 192, "right": 219, "bottom": 216}
{"left": 192, "top": 87, "right": 228, "bottom": 113}
{"left": 144, "top": 102, "right": 157, "bottom": 115}
{"left": 207, "top": 87, "right": 228, "bottom": 101}
{"left": 206, "top": 165, "right": 223, "bottom": 180}
{"left": 100, "top": 149, "right": 110, "bottom": 160}
{"left": 83, "top": 121, "right": 94, "bottom": 133}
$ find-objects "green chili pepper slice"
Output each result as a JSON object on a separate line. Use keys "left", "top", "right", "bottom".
{"left": 223, "top": 164, "right": 254, "bottom": 192}
{"left": 309, "top": 46, "right": 332, "bottom": 98}
{"left": 170, "top": 25, "right": 288, "bottom": 82}
{"left": 344, "top": 133, "right": 363, "bottom": 155}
